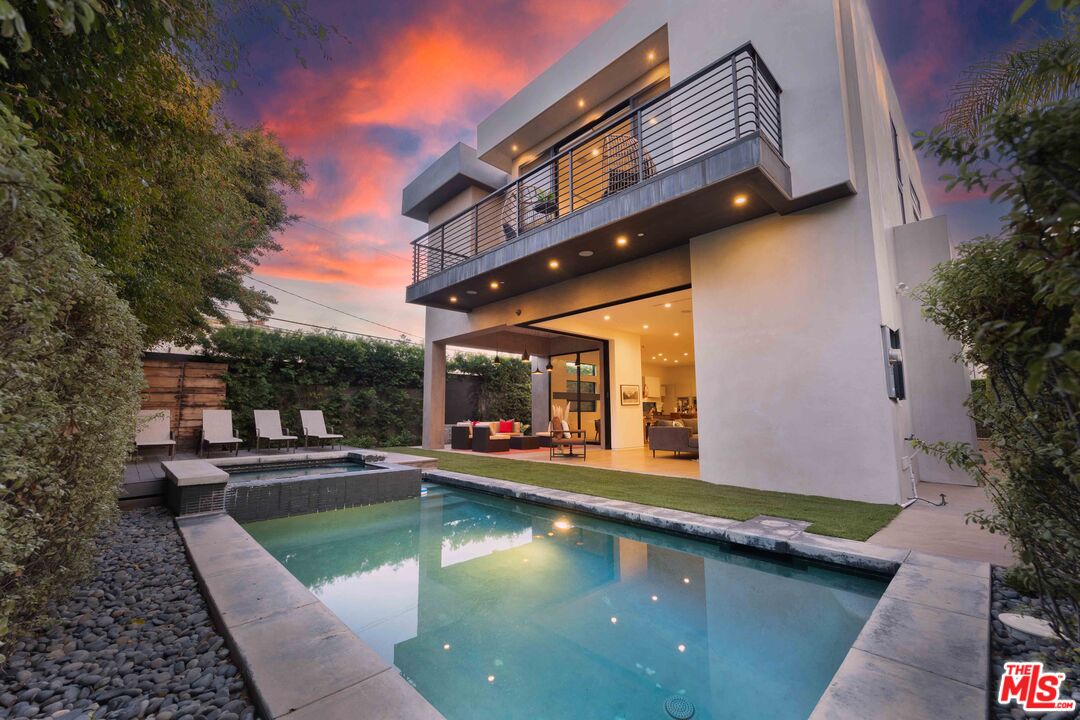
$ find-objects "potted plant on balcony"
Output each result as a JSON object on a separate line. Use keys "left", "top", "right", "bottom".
{"left": 531, "top": 188, "right": 558, "bottom": 216}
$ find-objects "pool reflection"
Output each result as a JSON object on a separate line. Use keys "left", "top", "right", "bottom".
{"left": 246, "top": 484, "right": 886, "bottom": 720}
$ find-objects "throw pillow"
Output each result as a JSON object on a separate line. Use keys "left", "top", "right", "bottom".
{"left": 499, "top": 419, "right": 515, "bottom": 434}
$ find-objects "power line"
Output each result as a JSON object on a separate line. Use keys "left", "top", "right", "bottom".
{"left": 219, "top": 308, "right": 419, "bottom": 344}
{"left": 245, "top": 275, "right": 422, "bottom": 340}
{"left": 296, "top": 218, "right": 407, "bottom": 261}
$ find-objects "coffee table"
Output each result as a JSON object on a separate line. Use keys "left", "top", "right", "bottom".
{"left": 509, "top": 435, "right": 541, "bottom": 450}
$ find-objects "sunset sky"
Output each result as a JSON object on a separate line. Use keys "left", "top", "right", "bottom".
{"left": 222, "top": 0, "right": 1062, "bottom": 343}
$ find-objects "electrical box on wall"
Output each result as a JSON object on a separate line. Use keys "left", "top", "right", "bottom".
{"left": 881, "top": 326, "right": 906, "bottom": 400}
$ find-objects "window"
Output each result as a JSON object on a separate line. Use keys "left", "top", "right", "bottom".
{"left": 910, "top": 181, "right": 922, "bottom": 221}
{"left": 891, "top": 118, "right": 906, "bottom": 224}
{"left": 566, "top": 361, "right": 597, "bottom": 376}
{"left": 566, "top": 378, "right": 597, "bottom": 411}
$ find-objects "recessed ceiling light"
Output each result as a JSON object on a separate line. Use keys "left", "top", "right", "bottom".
{"left": 616, "top": 236, "right": 628, "bottom": 246}
{"left": 449, "top": 296, "right": 458, "bottom": 303}
{"left": 578, "top": 98, "right": 586, "bottom": 108}
{"left": 733, "top": 194, "right": 749, "bottom": 206}
{"left": 673, "top": 332, "right": 680, "bottom": 337}
{"left": 511, "top": 144, "right": 518, "bottom": 152}
{"left": 677, "top": 644, "right": 686, "bottom": 653}
{"left": 591, "top": 147, "right": 599, "bottom": 156}
{"left": 490, "top": 281, "right": 500, "bottom": 289}
{"left": 466, "top": 290, "right": 477, "bottom": 295}
{"left": 603, "top": 314, "right": 611, "bottom": 320}
{"left": 674, "top": 360, "right": 679, "bottom": 363}
{"left": 578, "top": 250, "right": 594, "bottom": 257}
{"left": 642, "top": 324, "right": 649, "bottom": 329}
{"left": 637, "top": 232, "right": 645, "bottom": 237}
{"left": 548, "top": 259, "right": 560, "bottom": 269}
{"left": 648, "top": 117, "right": 657, "bottom": 126}
{"left": 683, "top": 352, "right": 688, "bottom": 356}
{"left": 647, "top": 50, "right": 656, "bottom": 61}
{"left": 664, "top": 303, "right": 672, "bottom": 308}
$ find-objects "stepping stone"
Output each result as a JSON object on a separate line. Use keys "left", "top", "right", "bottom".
{"left": 999, "top": 612, "right": 1057, "bottom": 639}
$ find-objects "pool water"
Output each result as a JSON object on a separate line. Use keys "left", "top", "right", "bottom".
{"left": 224, "top": 458, "right": 371, "bottom": 482}
{"left": 244, "top": 484, "right": 886, "bottom": 720}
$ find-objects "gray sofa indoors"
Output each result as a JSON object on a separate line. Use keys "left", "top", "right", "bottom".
{"left": 648, "top": 419, "right": 699, "bottom": 457}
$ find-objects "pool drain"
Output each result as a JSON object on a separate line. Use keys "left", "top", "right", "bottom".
{"left": 664, "top": 696, "right": 695, "bottom": 719}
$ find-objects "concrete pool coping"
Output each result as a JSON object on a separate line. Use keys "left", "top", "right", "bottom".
{"left": 178, "top": 468, "right": 990, "bottom": 720}
{"left": 177, "top": 512, "right": 444, "bottom": 720}
{"left": 426, "top": 470, "right": 991, "bottom": 720}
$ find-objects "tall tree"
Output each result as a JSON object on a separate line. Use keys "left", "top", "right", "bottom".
{"left": 943, "top": 7, "right": 1079, "bottom": 136}
{"left": 915, "top": 2, "right": 1080, "bottom": 642}
{"left": 0, "top": 1, "right": 328, "bottom": 343}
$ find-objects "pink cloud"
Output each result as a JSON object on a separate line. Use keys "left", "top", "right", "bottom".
{"left": 246, "top": 0, "right": 625, "bottom": 291}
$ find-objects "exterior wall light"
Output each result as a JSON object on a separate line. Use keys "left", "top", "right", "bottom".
{"left": 449, "top": 296, "right": 458, "bottom": 303}
{"left": 548, "top": 259, "right": 559, "bottom": 269}
{"left": 733, "top": 194, "right": 748, "bottom": 206}
{"left": 616, "top": 236, "right": 628, "bottom": 246}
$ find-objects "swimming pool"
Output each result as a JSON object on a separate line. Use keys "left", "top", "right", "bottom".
{"left": 244, "top": 483, "right": 887, "bottom": 720}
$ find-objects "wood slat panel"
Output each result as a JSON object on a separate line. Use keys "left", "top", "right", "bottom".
{"left": 140, "top": 356, "right": 228, "bottom": 450}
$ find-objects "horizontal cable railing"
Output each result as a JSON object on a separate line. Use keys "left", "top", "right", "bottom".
{"left": 411, "top": 43, "right": 781, "bottom": 285}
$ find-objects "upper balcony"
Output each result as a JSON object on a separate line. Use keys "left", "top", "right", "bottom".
{"left": 407, "top": 44, "right": 794, "bottom": 310}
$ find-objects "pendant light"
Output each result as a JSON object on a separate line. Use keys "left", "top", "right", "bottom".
{"left": 545, "top": 360, "right": 553, "bottom": 373}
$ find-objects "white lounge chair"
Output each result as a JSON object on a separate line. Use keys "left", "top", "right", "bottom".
{"left": 253, "top": 409, "right": 297, "bottom": 452}
{"left": 201, "top": 409, "right": 243, "bottom": 457}
{"left": 135, "top": 409, "right": 175, "bottom": 458}
{"left": 300, "top": 410, "right": 344, "bottom": 449}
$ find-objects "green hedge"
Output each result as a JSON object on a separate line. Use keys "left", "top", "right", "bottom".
{"left": 202, "top": 327, "right": 426, "bottom": 447}
{"left": 0, "top": 106, "right": 144, "bottom": 658}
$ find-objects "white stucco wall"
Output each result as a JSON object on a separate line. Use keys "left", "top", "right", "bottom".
{"left": 893, "top": 217, "right": 978, "bottom": 485}
{"left": 689, "top": 196, "right": 902, "bottom": 504}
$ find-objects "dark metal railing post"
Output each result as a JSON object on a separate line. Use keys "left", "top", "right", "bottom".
{"left": 775, "top": 76, "right": 783, "bottom": 156}
{"left": 473, "top": 205, "right": 479, "bottom": 256}
{"left": 634, "top": 108, "right": 644, "bottom": 185}
{"left": 439, "top": 228, "right": 445, "bottom": 273}
{"left": 567, "top": 152, "right": 574, "bottom": 212}
{"left": 516, "top": 178, "right": 523, "bottom": 235}
{"left": 731, "top": 54, "right": 741, "bottom": 139}
{"left": 751, "top": 50, "right": 760, "bottom": 135}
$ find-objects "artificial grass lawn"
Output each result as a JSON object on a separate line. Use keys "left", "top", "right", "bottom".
{"left": 382, "top": 447, "right": 901, "bottom": 541}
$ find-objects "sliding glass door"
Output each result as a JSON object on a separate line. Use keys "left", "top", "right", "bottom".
{"left": 549, "top": 350, "right": 603, "bottom": 444}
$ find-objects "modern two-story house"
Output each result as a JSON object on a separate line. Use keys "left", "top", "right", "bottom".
{"left": 401, "top": 0, "right": 977, "bottom": 504}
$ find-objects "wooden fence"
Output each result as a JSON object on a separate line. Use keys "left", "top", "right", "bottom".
{"left": 141, "top": 354, "right": 228, "bottom": 450}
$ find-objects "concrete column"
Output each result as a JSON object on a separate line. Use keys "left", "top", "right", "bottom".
{"left": 422, "top": 340, "right": 446, "bottom": 449}
{"left": 530, "top": 356, "right": 549, "bottom": 435}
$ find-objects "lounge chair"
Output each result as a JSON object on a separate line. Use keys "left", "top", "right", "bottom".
{"left": 253, "top": 409, "right": 297, "bottom": 452}
{"left": 201, "top": 409, "right": 243, "bottom": 457}
{"left": 135, "top": 409, "right": 175, "bottom": 458}
{"left": 548, "top": 420, "right": 587, "bottom": 460}
{"left": 300, "top": 410, "right": 344, "bottom": 449}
